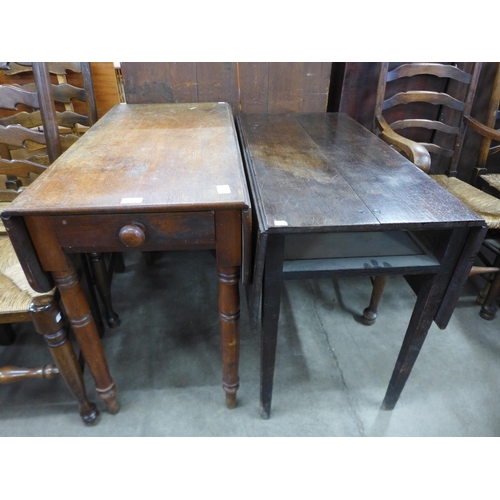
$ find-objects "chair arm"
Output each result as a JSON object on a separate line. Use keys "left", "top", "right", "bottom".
{"left": 375, "top": 115, "right": 431, "bottom": 173}
{"left": 464, "top": 115, "right": 500, "bottom": 141}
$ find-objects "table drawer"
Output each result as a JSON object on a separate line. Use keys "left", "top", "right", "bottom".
{"left": 52, "top": 211, "right": 215, "bottom": 252}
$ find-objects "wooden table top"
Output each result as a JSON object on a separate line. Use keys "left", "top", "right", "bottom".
{"left": 6, "top": 102, "right": 250, "bottom": 216}
{"left": 238, "top": 113, "right": 484, "bottom": 233}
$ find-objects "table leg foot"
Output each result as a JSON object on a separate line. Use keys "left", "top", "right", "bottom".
{"left": 380, "top": 399, "right": 396, "bottom": 411}
{"left": 96, "top": 384, "right": 120, "bottom": 414}
{"left": 225, "top": 389, "right": 238, "bottom": 409}
{"left": 479, "top": 304, "right": 497, "bottom": 320}
{"left": 360, "top": 310, "right": 377, "bottom": 325}
{"left": 81, "top": 403, "right": 101, "bottom": 425}
{"left": 260, "top": 404, "right": 271, "bottom": 420}
{"left": 106, "top": 313, "right": 121, "bottom": 329}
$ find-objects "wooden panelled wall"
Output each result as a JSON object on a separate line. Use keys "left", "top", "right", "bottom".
{"left": 121, "top": 62, "right": 333, "bottom": 114}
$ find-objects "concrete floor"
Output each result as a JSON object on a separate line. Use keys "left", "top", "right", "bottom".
{"left": 1, "top": 249, "right": 500, "bottom": 437}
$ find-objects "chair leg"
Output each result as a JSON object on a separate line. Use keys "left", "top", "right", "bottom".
{"left": 79, "top": 254, "right": 105, "bottom": 339}
{"left": 479, "top": 270, "right": 500, "bottom": 320}
{"left": 476, "top": 282, "right": 489, "bottom": 305}
{"left": 362, "top": 275, "right": 388, "bottom": 325}
{"left": 29, "top": 295, "right": 101, "bottom": 426}
{"left": 89, "top": 252, "right": 121, "bottom": 329}
{"left": 0, "top": 363, "right": 59, "bottom": 383}
{"left": 476, "top": 253, "right": 500, "bottom": 306}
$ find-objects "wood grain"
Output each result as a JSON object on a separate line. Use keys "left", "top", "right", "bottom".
{"left": 239, "top": 113, "right": 482, "bottom": 232}
{"left": 0, "top": 62, "right": 119, "bottom": 120}
{"left": 5, "top": 103, "right": 250, "bottom": 215}
{"left": 121, "top": 62, "right": 332, "bottom": 113}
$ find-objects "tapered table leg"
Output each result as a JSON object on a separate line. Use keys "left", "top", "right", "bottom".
{"left": 52, "top": 268, "right": 119, "bottom": 415}
{"left": 382, "top": 275, "right": 440, "bottom": 410}
{"left": 260, "top": 234, "right": 285, "bottom": 420}
{"left": 29, "top": 295, "right": 100, "bottom": 425}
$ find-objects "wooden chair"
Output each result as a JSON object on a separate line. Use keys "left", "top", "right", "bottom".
{"left": 468, "top": 63, "right": 500, "bottom": 194}
{"left": 0, "top": 233, "right": 100, "bottom": 426}
{"left": 459, "top": 63, "right": 500, "bottom": 319}
{"left": 0, "top": 77, "right": 100, "bottom": 423}
{"left": 0, "top": 62, "right": 120, "bottom": 329}
{"left": 362, "top": 62, "right": 500, "bottom": 323}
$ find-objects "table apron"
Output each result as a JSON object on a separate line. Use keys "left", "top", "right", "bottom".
{"left": 50, "top": 211, "right": 216, "bottom": 252}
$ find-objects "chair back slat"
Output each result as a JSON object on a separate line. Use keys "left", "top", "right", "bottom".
{"left": 0, "top": 85, "right": 39, "bottom": 110}
{"left": 0, "top": 63, "right": 60, "bottom": 191}
{"left": 2, "top": 62, "right": 81, "bottom": 76}
{"left": 382, "top": 91, "right": 466, "bottom": 111}
{"left": 374, "top": 62, "right": 482, "bottom": 175}
{"left": 391, "top": 118, "right": 460, "bottom": 135}
{"left": 0, "top": 110, "right": 43, "bottom": 128}
{"left": 387, "top": 63, "right": 472, "bottom": 83}
{"left": 0, "top": 124, "right": 46, "bottom": 148}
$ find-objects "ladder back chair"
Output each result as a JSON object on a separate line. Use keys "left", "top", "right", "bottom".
{"left": 468, "top": 63, "right": 500, "bottom": 193}
{"left": 363, "top": 62, "right": 500, "bottom": 323}
{"left": 461, "top": 63, "right": 500, "bottom": 319}
{"left": 0, "top": 62, "right": 120, "bottom": 328}
{"left": 0, "top": 69, "right": 100, "bottom": 423}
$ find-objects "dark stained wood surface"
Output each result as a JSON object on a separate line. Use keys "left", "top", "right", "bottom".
{"left": 121, "top": 63, "right": 332, "bottom": 114}
{"left": 239, "top": 111, "right": 487, "bottom": 418}
{"left": 239, "top": 112, "right": 483, "bottom": 232}
{"left": 5, "top": 102, "right": 250, "bottom": 216}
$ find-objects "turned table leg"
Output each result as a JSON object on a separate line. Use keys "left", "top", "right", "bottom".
{"left": 215, "top": 210, "right": 242, "bottom": 409}
{"left": 218, "top": 266, "right": 240, "bottom": 409}
{"left": 22, "top": 215, "right": 119, "bottom": 415}
{"left": 52, "top": 268, "right": 120, "bottom": 415}
{"left": 29, "top": 295, "right": 100, "bottom": 425}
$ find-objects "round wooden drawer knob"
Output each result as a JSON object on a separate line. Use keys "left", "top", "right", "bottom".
{"left": 119, "top": 223, "right": 146, "bottom": 247}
